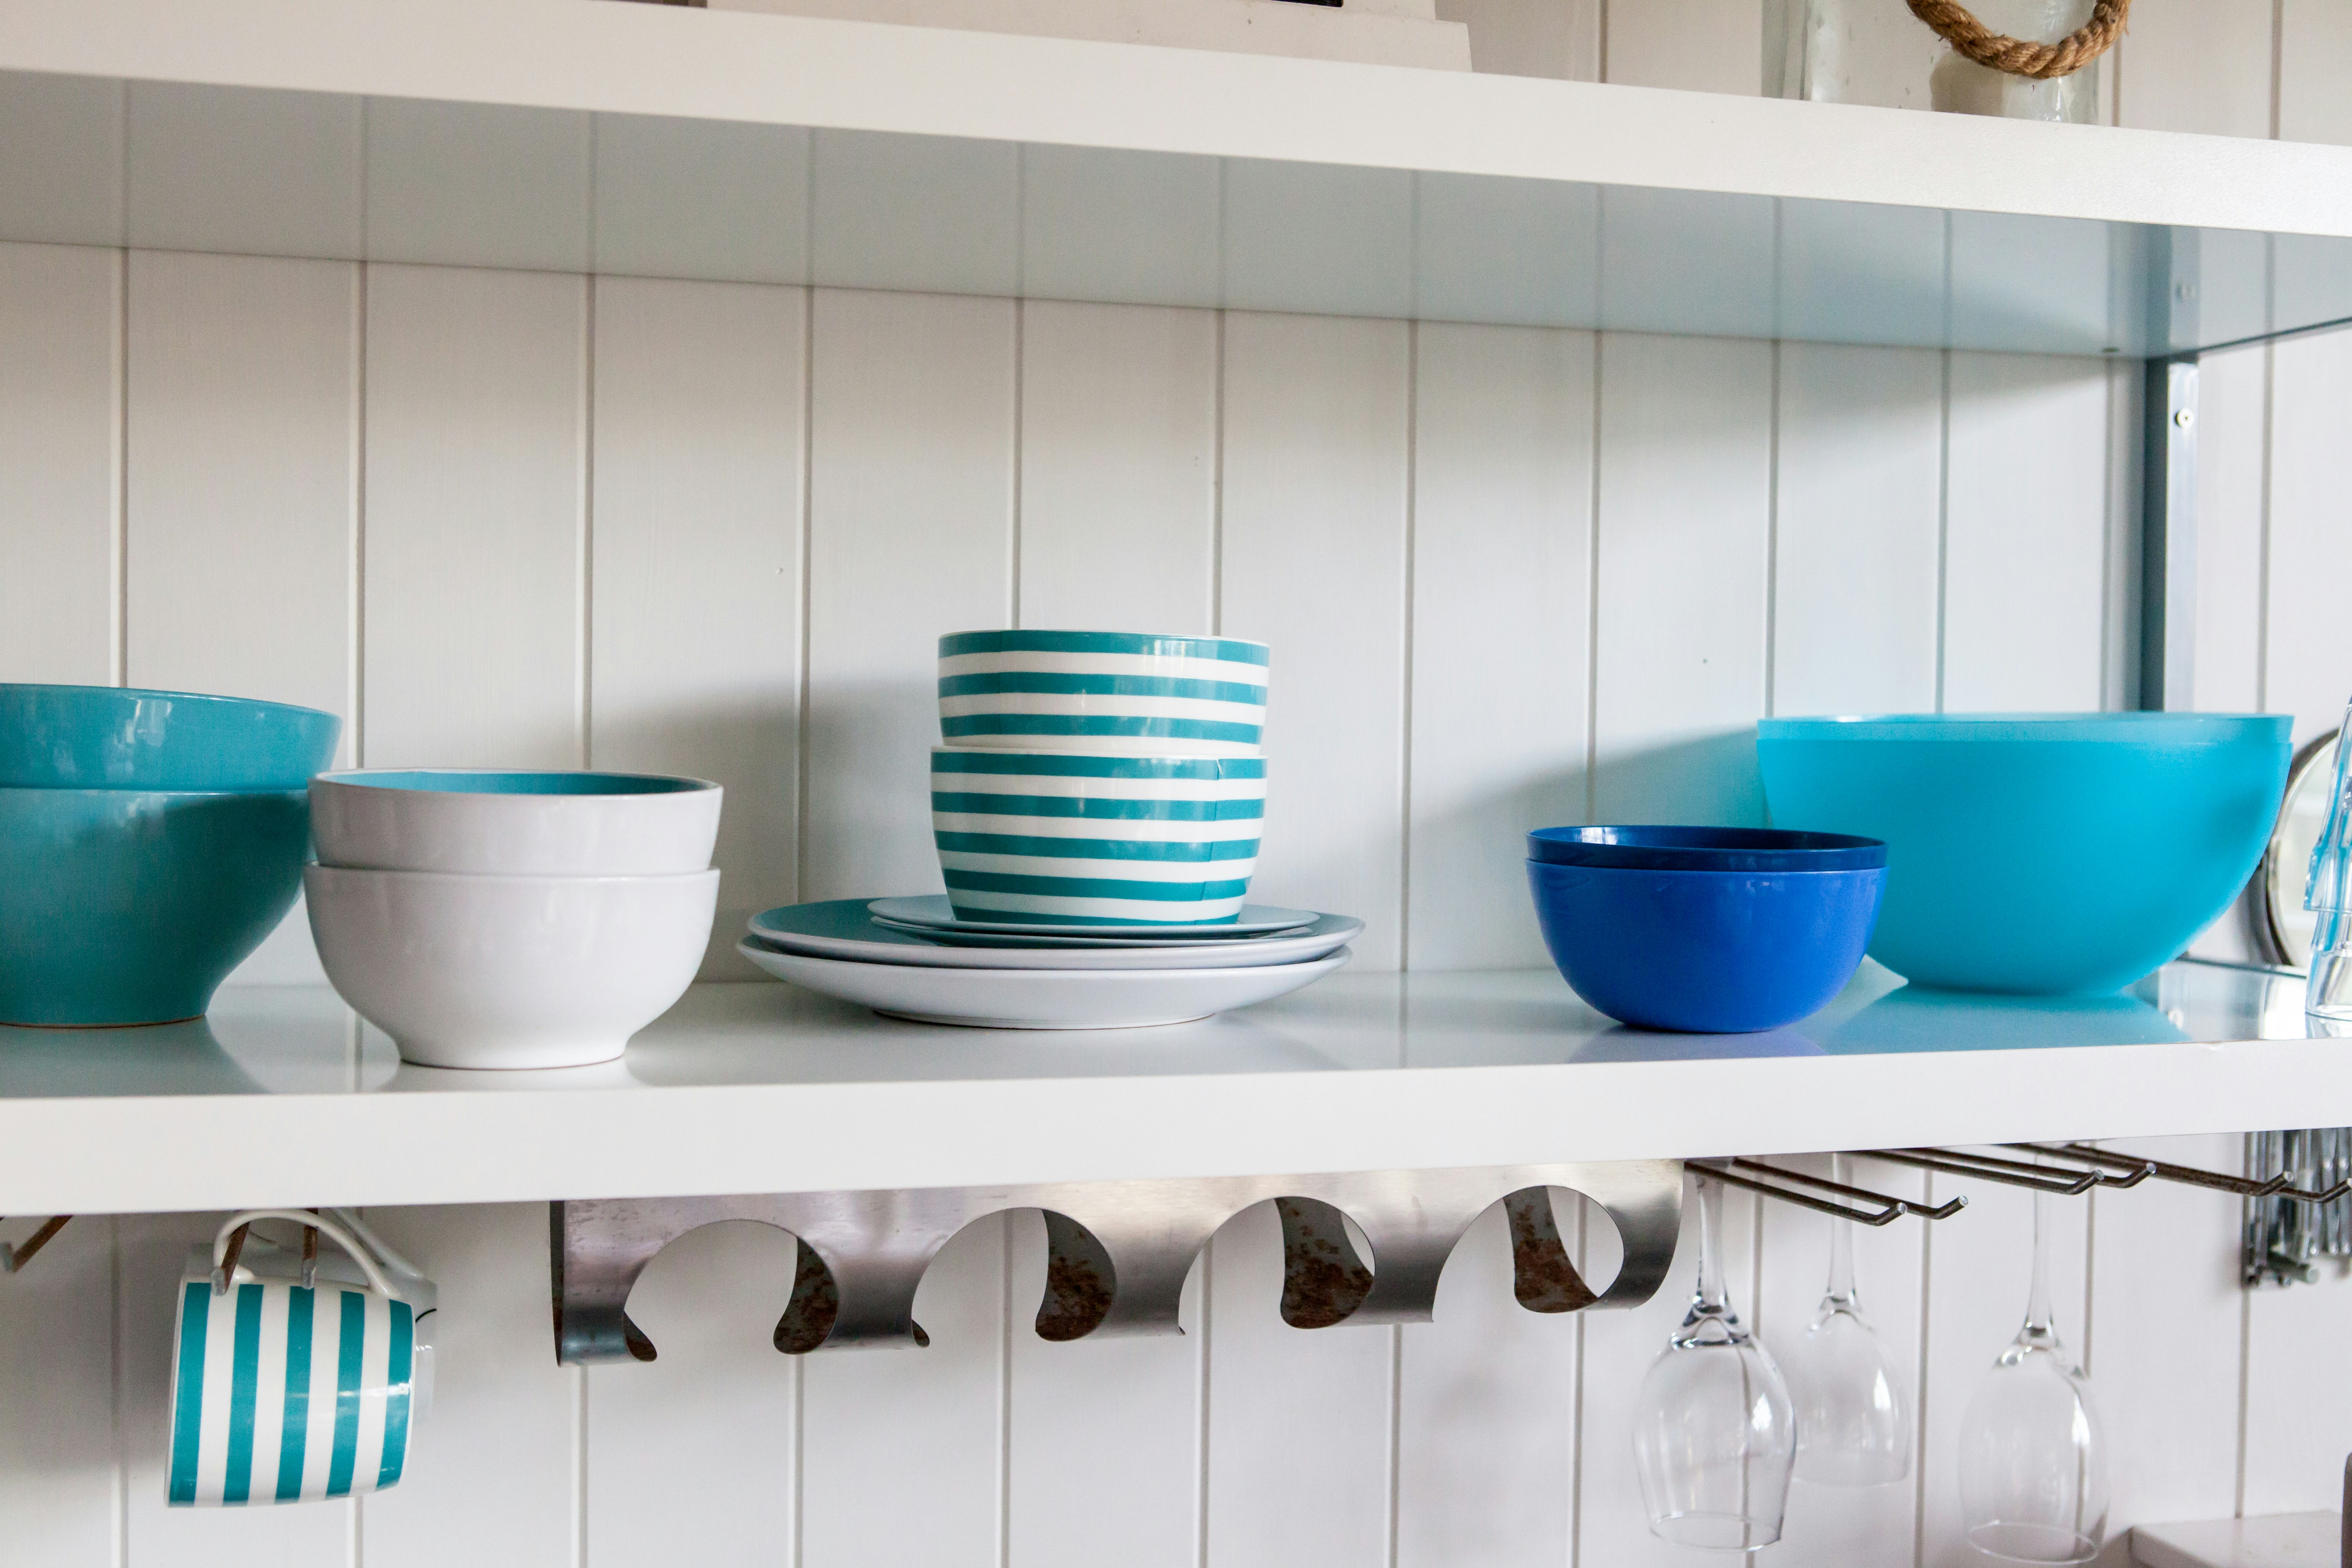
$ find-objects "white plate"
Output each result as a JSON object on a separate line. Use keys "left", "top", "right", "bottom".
{"left": 749, "top": 901, "right": 1361, "bottom": 970}
{"left": 867, "top": 916, "right": 1333, "bottom": 952}
{"left": 867, "top": 895, "right": 1316, "bottom": 939}
{"left": 735, "top": 940, "right": 1351, "bottom": 1028}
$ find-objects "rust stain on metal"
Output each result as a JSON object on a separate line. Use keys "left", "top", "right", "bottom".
{"left": 1037, "top": 1249, "right": 1115, "bottom": 1341}
{"left": 774, "top": 1237, "right": 840, "bottom": 1354}
{"left": 1277, "top": 1197, "right": 1373, "bottom": 1329}
{"left": 1506, "top": 1188, "right": 1597, "bottom": 1314}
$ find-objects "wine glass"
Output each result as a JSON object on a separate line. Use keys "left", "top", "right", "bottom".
{"left": 1633, "top": 1173, "right": 1798, "bottom": 1551}
{"left": 1958, "top": 1189, "right": 2107, "bottom": 1564}
{"left": 1784, "top": 1155, "right": 1913, "bottom": 1486}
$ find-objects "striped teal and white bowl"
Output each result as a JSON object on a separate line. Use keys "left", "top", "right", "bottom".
{"left": 931, "top": 746, "right": 1265, "bottom": 925}
{"left": 938, "top": 630, "right": 1269, "bottom": 758}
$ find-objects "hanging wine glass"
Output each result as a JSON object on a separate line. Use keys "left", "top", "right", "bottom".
{"left": 1633, "top": 1173, "right": 1797, "bottom": 1551}
{"left": 1785, "top": 1155, "right": 1913, "bottom": 1487}
{"left": 1957, "top": 1189, "right": 2107, "bottom": 1564}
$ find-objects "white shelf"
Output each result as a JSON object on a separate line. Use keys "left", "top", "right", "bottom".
{"left": 0, "top": 959, "right": 2334, "bottom": 1215}
{"left": 3, "top": 0, "right": 2350, "bottom": 351}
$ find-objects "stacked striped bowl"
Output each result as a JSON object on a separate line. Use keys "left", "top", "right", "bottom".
{"left": 933, "top": 630, "right": 1270, "bottom": 926}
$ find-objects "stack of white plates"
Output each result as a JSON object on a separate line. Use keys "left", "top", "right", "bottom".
{"left": 738, "top": 896, "right": 1359, "bottom": 1029}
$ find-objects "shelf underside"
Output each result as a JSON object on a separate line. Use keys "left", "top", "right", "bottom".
{"left": 4, "top": 0, "right": 2352, "bottom": 352}
{"left": 0, "top": 960, "right": 2333, "bottom": 1215}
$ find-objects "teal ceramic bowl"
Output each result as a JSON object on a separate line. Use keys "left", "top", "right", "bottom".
{"left": 1756, "top": 713, "right": 2292, "bottom": 995}
{"left": 0, "top": 787, "right": 312, "bottom": 1026}
{"left": 0, "top": 683, "right": 340, "bottom": 791}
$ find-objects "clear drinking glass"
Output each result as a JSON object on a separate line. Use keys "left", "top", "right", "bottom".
{"left": 2305, "top": 699, "right": 2352, "bottom": 1021}
{"left": 1784, "top": 1155, "right": 1913, "bottom": 1487}
{"left": 1957, "top": 1190, "right": 2107, "bottom": 1564}
{"left": 1772, "top": 0, "right": 2100, "bottom": 122}
{"left": 1633, "top": 1174, "right": 1798, "bottom": 1551}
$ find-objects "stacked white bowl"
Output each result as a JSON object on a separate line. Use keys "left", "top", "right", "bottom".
{"left": 304, "top": 771, "right": 722, "bottom": 1069}
{"left": 933, "top": 629, "right": 1270, "bottom": 926}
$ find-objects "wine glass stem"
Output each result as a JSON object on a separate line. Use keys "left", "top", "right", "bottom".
{"left": 2023, "top": 1189, "right": 2057, "bottom": 1341}
{"left": 1826, "top": 1153, "right": 1858, "bottom": 1304}
{"left": 1695, "top": 1173, "right": 1728, "bottom": 1314}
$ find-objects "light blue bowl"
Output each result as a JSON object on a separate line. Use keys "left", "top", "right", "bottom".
{"left": 0, "top": 683, "right": 340, "bottom": 792}
{"left": 1756, "top": 713, "right": 2292, "bottom": 995}
{"left": 0, "top": 787, "right": 312, "bottom": 1025}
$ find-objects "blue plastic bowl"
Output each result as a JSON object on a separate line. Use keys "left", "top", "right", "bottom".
{"left": 0, "top": 787, "right": 312, "bottom": 1026}
{"left": 0, "top": 683, "right": 340, "bottom": 792}
{"left": 1526, "top": 827, "right": 1887, "bottom": 1033}
{"left": 1756, "top": 713, "right": 2293, "bottom": 995}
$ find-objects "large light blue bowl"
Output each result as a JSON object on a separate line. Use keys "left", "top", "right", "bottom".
{"left": 0, "top": 683, "right": 340, "bottom": 791}
{"left": 1756, "top": 713, "right": 2292, "bottom": 995}
{"left": 0, "top": 787, "right": 312, "bottom": 1025}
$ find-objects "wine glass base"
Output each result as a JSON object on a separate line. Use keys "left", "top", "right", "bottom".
{"left": 1964, "top": 1521, "right": 2101, "bottom": 1565}
{"left": 1650, "top": 1511, "right": 1785, "bottom": 1552}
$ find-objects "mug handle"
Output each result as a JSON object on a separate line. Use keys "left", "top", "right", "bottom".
{"left": 211, "top": 1209, "right": 400, "bottom": 1301}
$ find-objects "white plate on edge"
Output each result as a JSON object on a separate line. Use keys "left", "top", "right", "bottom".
{"left": 750, "top": 901, "right": 1361, "bottom": 970}
{"left": 737, "top": 940, "right": 1352, "bottom": 1028}
{"left": 867, "top": 895, "right": 1318, "bottom": 939}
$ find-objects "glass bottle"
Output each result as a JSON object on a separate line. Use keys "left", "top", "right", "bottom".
{"left": 1770, "top": 0, "right": 2101, "bottom": 124}
{"left": 2305, "top": 699, "right": 2352, "bottom": 1021}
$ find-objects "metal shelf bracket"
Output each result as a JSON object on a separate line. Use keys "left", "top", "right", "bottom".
{"left": 550, "top": 1160, "right": 1684, "bottom": 1363}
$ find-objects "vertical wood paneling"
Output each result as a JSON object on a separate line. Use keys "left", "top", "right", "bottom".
{"left": 2113, "top": 0, "right": 2274, "bottom": 137}
{"left": 1006, "top": 1211, "right": 1203, "bottom": 1568}
{"left": 2085, "top": 1135, "right": 2245, "bottom": 1540}
{"left": 1439, "top": 0, "right": 1600, "bottom": 79}
{"left": 2277, "top": 0, "right": 2352, "bottom": 146}
{"left": 802, "top": 287, "right": 1016, "bottom": 903}
{"left": 801, "top": 1216, "right": 1008, "bottom": 1568}
{"left": 0, "top": 241, "right": 119, "bottom": 686}
{"left": 126, "top": 251, "right": 356, "bottom": 744}
{"left": 1408, "top": 322, "right": 1593, "bottom": 970}
{"left": 1591, "top": 332, "right": 1773, "bottom": 827}
{"left": 358, "top": 1205, "right": 579, "bottom": 1568}
{"left": 585, "top": 1220, "right": 799, "bottom": 1568}
{"left": 2262, "top": 330, "right": 2352, "bottom": 741}
{"left": 1602, "top": 0, "right": 1763, "bottom": 93}
{"left": 0, "top": 1215, "right": 117, "bottom": 1568}
{"left": 1395, "top": 1201, "right": 1579, "bottom": 1568}
{"left": 364, "top": 264, "right": 587, "bottom": 770}
{"left": 2242, "top": 1268, "right": 2352, "bottom": 1514}
{"left": 1220, "top": 311, "right": 1411, "bottom": 968}
{"left": 1771, "top": 343, "right": 1942, "bottom": 719}
{"left": 1754, "top": 1156, "right": 1926, "bottom": 1568}
{"left": 1204, "top": 1202, "right": 1393, "bottom": 1568}
{"left": 1576, "top": 1181, "right": 1758, "bottom": 1566}
{"left": 126, "top": 250, "right": 358, "bottom": 987}
{"left": 119, "top": 1212, "right": 355, "bottom": 1566}
{"left": 2191, "top": 343, "right": 2269, "bottom": 716}
{"left": 589, "top": 275, "right": 805, "bottom": 975}
{"left": 1915, "top": 1176, "right": 2090, "bottom": 1568}
{"left": 1941, "top": 353, "right": 2112, "bottom": 712}
{"left": 1016, "top": 300, "right": 1217, "bottom": 634}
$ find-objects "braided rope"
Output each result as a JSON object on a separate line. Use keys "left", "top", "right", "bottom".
{"left": 1904, "top": 0, "right": 2132, "bottom": 79}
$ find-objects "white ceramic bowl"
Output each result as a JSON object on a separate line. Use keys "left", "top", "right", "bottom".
{"left": 937, "top": 630, "right": 1269, "bottom": 758}
{"left": 309, "top": 770, "right": 721, "bottom": 877}
{"left": 306, "top": 864, "right": 719, "bottom": 1069}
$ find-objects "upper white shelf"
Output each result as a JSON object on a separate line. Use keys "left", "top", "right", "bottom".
{"left": 0, "top": 959, "right": 2337, "bottom": 1215}
{"left": 3, "top": 0, "right": 2350, "bottom": 353}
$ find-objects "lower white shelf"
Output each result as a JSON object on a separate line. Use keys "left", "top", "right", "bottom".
{"left": 0, "top": 959, "right": 2330, "bottom": 1214}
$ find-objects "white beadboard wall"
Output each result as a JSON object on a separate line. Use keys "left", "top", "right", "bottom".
{"left": 5, "top": 2, "right": 2352, "bottom": 1565}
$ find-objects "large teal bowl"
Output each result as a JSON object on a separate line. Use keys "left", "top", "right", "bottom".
{"left": 1756, "top": 713, "right": 2292, "bottom": 995}
{"left": 0, "top": 787, "right": 312, "bottom": 1025}
{"left": 0, "top": 683, "right": 340, "bottom": 791}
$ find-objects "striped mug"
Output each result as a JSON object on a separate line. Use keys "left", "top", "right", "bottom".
{"left": 167, "top": 1210, "right": 435, "bottom": 1507}
{"left": 937, "top": 630, "right": 1270, "bottom": 757}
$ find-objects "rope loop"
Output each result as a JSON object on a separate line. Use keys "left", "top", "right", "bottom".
{"left": 1903, "top": 0, "right": 2131, "bottom": 80}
